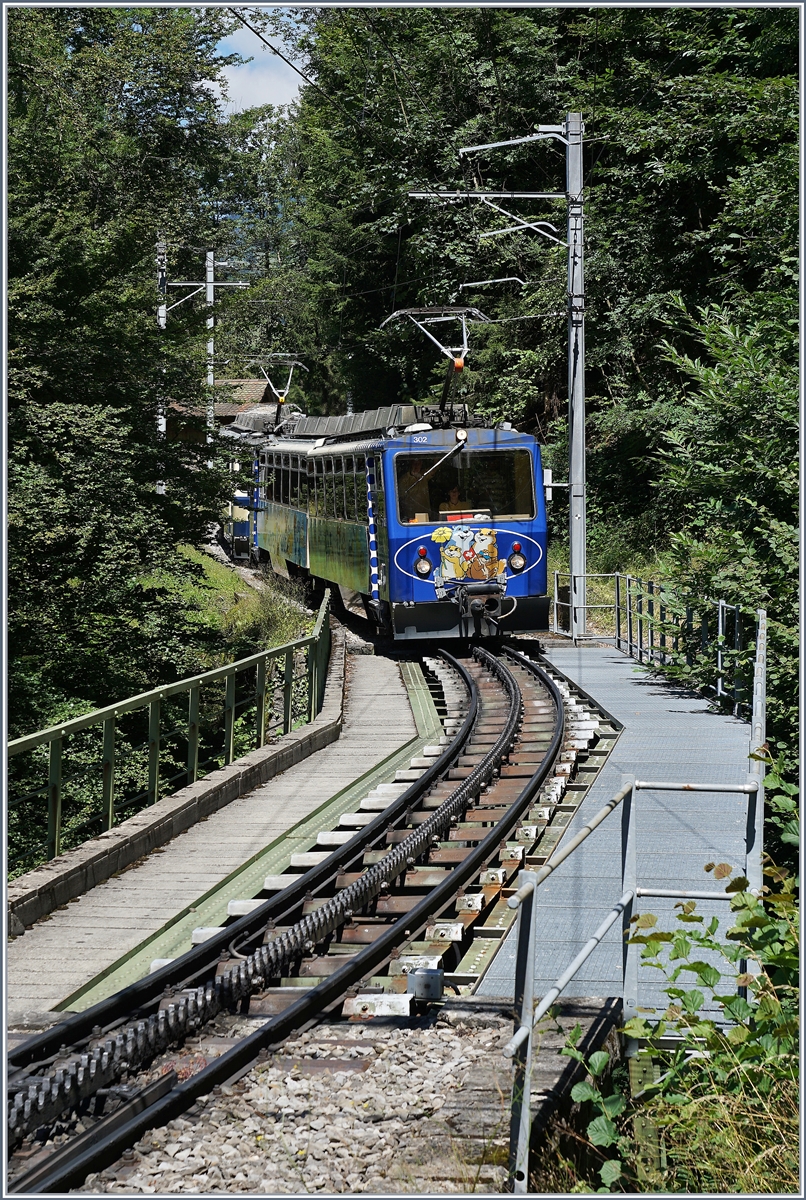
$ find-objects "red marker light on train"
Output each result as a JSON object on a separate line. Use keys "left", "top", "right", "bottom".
{"left": 417, "top": 546, "right": 428, "bottom": 557}
{"left": 512, "top": 542, "right": 521, "bottom": 553}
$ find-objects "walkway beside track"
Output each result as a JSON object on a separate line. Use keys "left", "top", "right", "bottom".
{"left": 7, "top": 656, "right": 417, "bottom": 1020}
{"left": 478, "top": 643, "right": 751, "bottom": 1012}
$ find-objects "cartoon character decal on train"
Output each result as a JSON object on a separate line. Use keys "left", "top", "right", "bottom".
{"left": 431, "top": 525, "right": 507, "bottom": 584}
{"left": 392, "top": 525, "right": 543, "bottom": 604}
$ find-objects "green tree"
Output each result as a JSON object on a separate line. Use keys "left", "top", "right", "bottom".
{"left": 6, "top": 6, "right": 245, "bottom": 736}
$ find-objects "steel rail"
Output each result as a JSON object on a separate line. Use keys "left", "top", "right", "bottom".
{"left": 7, "top": 650, "right": 477, "bottom": 1080}
{"left": 7, "top": 652, "right": 482, "bottom": 1147}
{"left": 11, "top": 651, "right": 566, "bottom": 1194}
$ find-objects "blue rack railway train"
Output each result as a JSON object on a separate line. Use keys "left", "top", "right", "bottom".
{"left": 222, "top": 403, "right": 549, "bottom": 640}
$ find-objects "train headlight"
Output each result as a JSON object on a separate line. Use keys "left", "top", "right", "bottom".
{"left": 415, "top": 556, "right": 433, "bottom": 577}
{"left": 508, "top": 551, "right": 527, "bottom": 573}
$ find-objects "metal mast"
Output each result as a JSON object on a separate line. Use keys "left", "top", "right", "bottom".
{"left": 156, "top": 247, "right": 248, "bottom": 456}
{"left": 156, "top": 241, "right": 168, "bottom": 495}
{"left": 566, "top": 113, "right": 586, "bottom": 638}
{"left": 414, "top": 112, "right": 588, "bottom": 639}
{"left": 206, "top": 250, "right": 216, "bottom": 444}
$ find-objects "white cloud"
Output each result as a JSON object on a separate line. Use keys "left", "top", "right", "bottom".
{"left": 216, "top": 22, "right": 301, "bottom": 112}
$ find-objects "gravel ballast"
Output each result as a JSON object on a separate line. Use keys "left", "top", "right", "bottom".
{"left": 80, "top": 1012, "right": 513, "bottom": 1195}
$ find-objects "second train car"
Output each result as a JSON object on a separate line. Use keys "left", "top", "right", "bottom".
{"left": 222, "top": 403, "right": 549, "bottom": 640}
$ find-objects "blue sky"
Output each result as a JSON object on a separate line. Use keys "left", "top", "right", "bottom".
{"left": 215, "top": 13, "right": 302, "bottom": 112}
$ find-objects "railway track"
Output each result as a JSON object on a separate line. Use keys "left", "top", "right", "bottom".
{"left": 7, "top": 641, "right": 617, "bottom": 1194}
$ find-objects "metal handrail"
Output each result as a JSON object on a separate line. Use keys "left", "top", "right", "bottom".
{"left": 551, "top": 570, "right": 762, "bottom": 716}
{"left": 504, "top": 771, "right": 763, "bottom": 1192}
{"left": 8, "top": 592, "right": 332, "bottom": 870}
{"left": 8, "top": 619, "right": 322, "bottom": 756}
{"left": 502, "top": 612, "right": 768, "bottom": 1189}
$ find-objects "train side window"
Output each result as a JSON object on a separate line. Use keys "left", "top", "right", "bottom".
{"left": 279, "top": 454, "right": 289, "bottom": 505}
{"left": 332, "top": 456, "right": 345, "bottom": 520}
{"left": 355, "top": 455, "right": 369, "bottom": 522}
{"left": 373, "top": 457, "right": 386, "bottom": 526}
{"left": 314, "top": 456, "right": 323, "bottom": 513}
{"left": 300, "top": 459, "right": 312, "bottom": 512}
{"left": 344, "top": 455, "right": 356, "bottom": 521}
{"left": 289, "top": 456, "right": 300, "bottom": 509}
{"left": 269, "top": 453, "right": 279, "bottom": 504}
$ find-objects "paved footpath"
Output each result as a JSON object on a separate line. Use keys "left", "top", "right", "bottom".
{"left": 7, "top": 656, "right": 416, "bottom": 1017}
{"left": 478, "top": 644, "right": 752, "bottom": 1012}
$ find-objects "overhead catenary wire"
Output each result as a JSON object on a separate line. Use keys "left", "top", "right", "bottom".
{"left": 225, "top": 7, "right": 359, "bottom": 128}
{"left": 227, "top": 9, "right": 561, "bottom": 342}
{"left": 226, "top": 6, "right": 479, "bottom": 254}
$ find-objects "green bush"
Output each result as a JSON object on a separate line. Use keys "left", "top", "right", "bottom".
{"left": 534, "top": 854, "right": 799, "bottom": 1193}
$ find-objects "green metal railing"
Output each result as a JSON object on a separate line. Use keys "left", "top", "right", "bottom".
{"left": 8, "top": 592, "right": 332, "bottom": 875}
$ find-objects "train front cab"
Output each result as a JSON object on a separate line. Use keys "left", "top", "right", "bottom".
{"left": 382, "top": 428, "right": 549, "bottom": 640}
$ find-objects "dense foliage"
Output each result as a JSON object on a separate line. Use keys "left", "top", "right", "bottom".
{"left": 218, "top": 5, "right": 797, "bottom": 779}
{"left": 8, "top": 7, "right": 797, "bottom": 769}
{"left": 6, "top": 7, "right": 253, "bottom": 738}
{"left": 539, "top": 852, "right": 798, "bottom": 1193}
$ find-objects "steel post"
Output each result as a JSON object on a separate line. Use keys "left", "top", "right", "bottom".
{"left": 102, "top": 717, "right": 116, "bottom": 832}
{"left": 717, "top": 599, "right": 725, "bottom": 697}
{"left": 307, "top": 644, "right": 317, "bottom": 724}
{"left": 566, "top": 112, "right": 586, "bottom": 640}
{"left": 224, "top": 672, "right": 236, "bottom": 765}
{"left": 156, "top": 241, "right": 167, "bottom": 495}
{"left": 187, "top": 685, "right": 200, "bottom": 785}
{"left": 508, "top": 871, "right": 537, "bottom": 1193}
{"left": 206, "top": 249, "right": 215, "bottom": 444}
{"left": 636, "top": 579, "right": 644, "bottom": 662}
{"left": 47, "top": 737, "right": 63, "bottom": 860}
{"left": 746, "top": 611, "right": 767, "bottom": 910}
{"left": 615, "top": 573, "right": 622, "bottom": 650}
{"left": 621, "top": 781, "right": 638, "bottom": 1023}
{"left": 256, "top": 659, "right": 267, "bottom": 748}
{"left": 283, "top": 648, "right": 294, "bottom": 734}
{"left": 148, "top": 698, "right": 161, "bottom": 804}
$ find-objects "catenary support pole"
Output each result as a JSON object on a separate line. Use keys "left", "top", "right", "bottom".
{"left": 566, "top": 112, "right": 587, "bottom": 640}
{"left": 746, "top": 610, "right": 767, "bottom": 929}
{"left": 156, "top": 241, "right": 167, "bottom": 494}
{"left": 423, "top": 119, "right": 589, "bottom": 634}
{"left": 206, "top": 249, "right": 215, "bottom": 444}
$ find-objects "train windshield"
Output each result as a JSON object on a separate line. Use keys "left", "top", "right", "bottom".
{"left": 395, "top": 449, "right": 535, "bottom": 525}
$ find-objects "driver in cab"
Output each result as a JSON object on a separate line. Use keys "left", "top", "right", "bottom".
{"left": 439, "top": 484, "right": 468, "bottom": 513}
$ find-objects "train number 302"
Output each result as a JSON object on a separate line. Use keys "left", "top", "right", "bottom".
{"left": 412, "top": 436, "right": 428, "bottom": 443}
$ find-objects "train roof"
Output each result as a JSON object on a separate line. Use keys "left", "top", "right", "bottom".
{"left": 221, "top": 401, "right": 505, "bottom": 448}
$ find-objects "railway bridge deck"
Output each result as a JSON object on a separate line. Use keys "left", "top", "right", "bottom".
{"left": 8, "top": 635, "right": 752, "bottom": 1026}
{"left": 478, "top": 641, "right": 753, "bottom": 1013}
{"left": 5, "top": 624, "right": 761, "bottom": 1193}
{"left": 7, "top": 651, "right": 419, "bottom": 1021}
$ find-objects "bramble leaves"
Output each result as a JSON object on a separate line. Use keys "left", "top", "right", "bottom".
{"left": 599, "top": 1160, "right": 623, "bottom": 1188}
{"left": 587, "top": 1051, "right": 611, "bottom": 1078}
{"left": 587, "top": 1116, "right": 619, "bottom": 1149}
{"left": 571, "top": 1081, "right": 601, "bottom": 1105}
